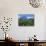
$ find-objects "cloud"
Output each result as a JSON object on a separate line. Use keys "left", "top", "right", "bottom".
{"left": 27, "top": 16, "right": 34, "bottom": 19}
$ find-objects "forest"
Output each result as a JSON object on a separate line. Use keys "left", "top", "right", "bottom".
{"left": 18, "top": 18, "right": 34, "bottom": 26}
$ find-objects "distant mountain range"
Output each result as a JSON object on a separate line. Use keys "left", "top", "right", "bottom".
{"left": 19, "top": 16, "right": 34, "bottom": 20}
{"left": 20, "top": 16, "right": 27, "bottom": 20}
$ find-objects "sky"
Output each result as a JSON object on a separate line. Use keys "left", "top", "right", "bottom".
{"left": 18, "top": 14, "right": 34, "bottom": 19}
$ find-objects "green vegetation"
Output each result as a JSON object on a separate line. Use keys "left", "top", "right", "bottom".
{"left": 18, "top": 19, "right": 34, "bottom": 26}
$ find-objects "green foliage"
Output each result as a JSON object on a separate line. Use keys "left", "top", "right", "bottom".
{"left": 18, "top": 19, "right": 34, "bottom": 26}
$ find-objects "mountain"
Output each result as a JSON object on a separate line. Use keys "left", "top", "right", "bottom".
{"left": 20, "top": 16, "right": 27, "bottom": 20}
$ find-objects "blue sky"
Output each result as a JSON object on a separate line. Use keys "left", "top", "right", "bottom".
{"left": 18, "top": 14, "right": 34, "bottom": 19}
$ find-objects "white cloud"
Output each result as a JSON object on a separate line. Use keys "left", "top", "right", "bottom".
{"left": 27, "top": 16, "right": 34, "bottom": 19}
